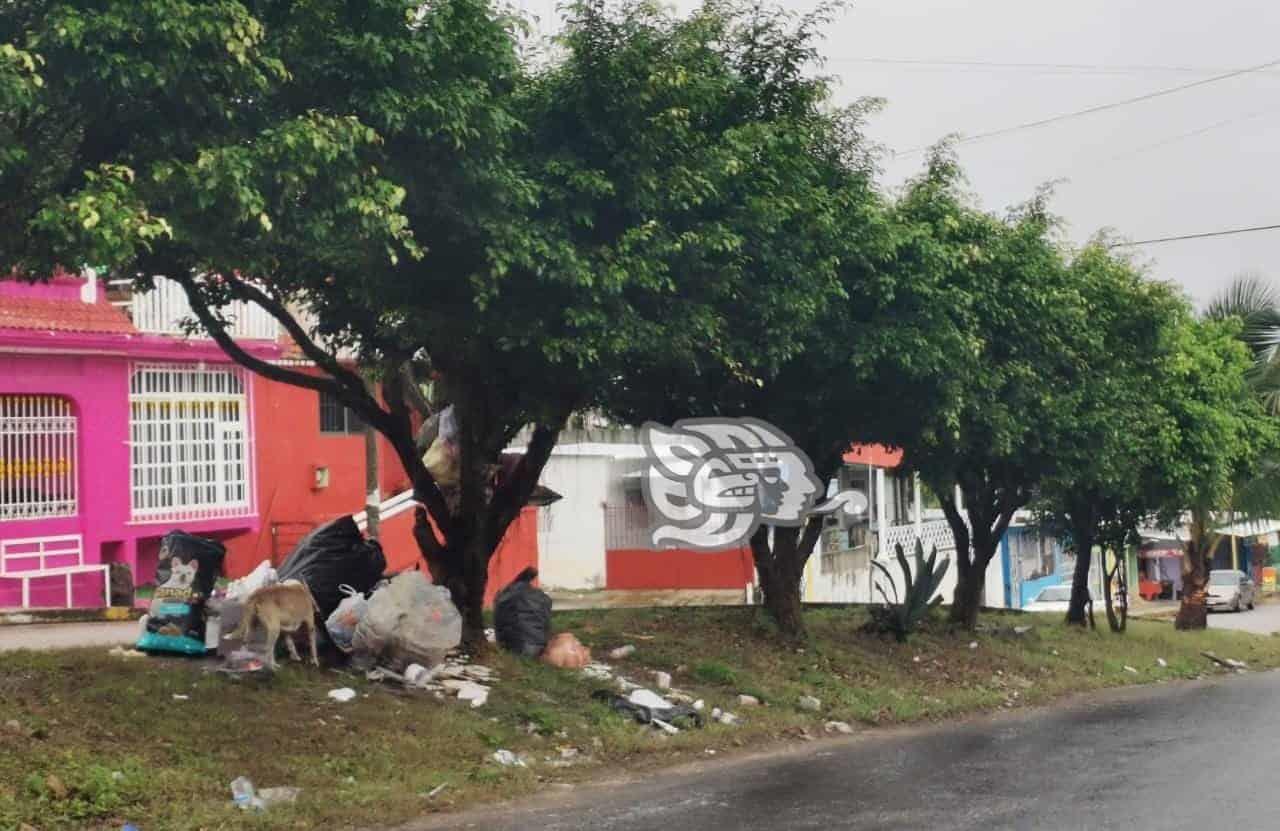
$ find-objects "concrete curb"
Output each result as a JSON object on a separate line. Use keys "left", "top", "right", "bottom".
{"left": 0, "top": 607, "right": 143, "bottom": 627}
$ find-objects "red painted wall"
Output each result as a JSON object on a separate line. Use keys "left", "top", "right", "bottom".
{"left": 605, "top": 546, "right": 754, "bottom": 590}
{"left": 372, "top": 504, "right": 539, "bottom": 606}
{"left": 222, "top": 367, "right": 539, "bottom": 605}
{"left": 223, "top": 371, "right": 408, "bottom": 577}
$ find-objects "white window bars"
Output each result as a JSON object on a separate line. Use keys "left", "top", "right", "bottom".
{"left": 128, "top": 364, "right": 253, "bottom": 522}
{"left": 0, "top": 395, "right": 78, "bottom": 521}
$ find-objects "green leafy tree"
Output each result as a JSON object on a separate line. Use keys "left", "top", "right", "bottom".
{"left": 893, "top": 154, "right": 1082, "bottom": 630}
{"left": 1161, "top": 319, "right": 1277, "bottom": 629}
{"left": 1034, "top": 244, "right": 1191, "bottom": 632}
{"left": 4, "top": 0, "right": 860, "bottom": 645}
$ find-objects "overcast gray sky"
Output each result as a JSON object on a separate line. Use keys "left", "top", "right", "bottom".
{"left": 519, "top": 0, "right": 1280, "bottom": 306}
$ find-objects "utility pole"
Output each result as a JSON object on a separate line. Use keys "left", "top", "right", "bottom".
{"left": 363, "top": 375, "right": 381, "bottom": 540}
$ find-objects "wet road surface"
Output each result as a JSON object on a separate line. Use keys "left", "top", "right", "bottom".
{"left": 405, "top": 671, "right": 1277, "bottom": 831}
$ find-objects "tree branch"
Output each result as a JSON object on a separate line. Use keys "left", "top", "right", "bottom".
{"left": 173, "top": 276, "right": 344, "bottom": 396}
{"left": 216, "top": 274, "right": 374, "bottom": 411}
{"left": 381, "top": 361, "right": 455, "bottom": 538}
{"left": 484, "top": 414, "right": 569, "bottom": 551}
{"left": 399, "top": 362, "right": 434, "bottom": 419}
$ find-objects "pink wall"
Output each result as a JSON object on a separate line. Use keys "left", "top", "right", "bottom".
{"left": 0, "top": 349, "right": 270, "bottom": 606}
{"left": 0, "top": 277, "right": 282, "bottom": 607}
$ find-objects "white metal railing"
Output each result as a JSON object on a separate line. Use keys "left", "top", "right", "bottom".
{"left": 112, "top": 276, "right": 279, "bottom": 341}
{"left": 352, "top": 489, "right": 418, "bottom": 531}
{"left": 880, "top": 519, "right": 958, "bottom": 557}
{"left": 128, "top": 364, "right": 253, "bottom": 522}
{"left": 0, "top": 396, "right": 78, "bottom": 521}
{"left": 0, "top": 534, "right": 110, "bottom": 609}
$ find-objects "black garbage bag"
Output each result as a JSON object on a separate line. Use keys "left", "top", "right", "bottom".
{"left": 493, "top": 567, "right": 551, "bottom": 658}
{"left": 137, "top": 531, "right": 226, "bottom": 655}
{"left": 276, "top": 515, "right": 386, "bottom": 621}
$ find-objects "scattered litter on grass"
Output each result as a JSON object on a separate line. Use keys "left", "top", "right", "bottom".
{"left": 108, "top": 646, "right": 146, "bottom": 659}
{"left": 798, "top": 695, "right": 821, "bottom": 712}
{"left": 542, "top": 632, "right": 592, "bottom": 668}
{"left": 737, "top": 694, "right": 759, "bottom": 707}
{"left": 825, "top": 721, "right": 854, "bottom": 735}
{"left": 582, "top": 662, "right": 614, "bottom": 681}
{"left": 258, "top": 787, "right": 301, "bottom": 808}
{"left": 491, "top": 749, "right": 527, "bottom": 767}
{"left": 327, "top": 687, "right": 357, "bottom": 703}
{"left": 1157, "top": 658, "right": 1168, "bottom": 668}
{"left": 629, "top": 688, "right": 672, "bottom": 710}
{"left": 609, "top": 644, "right": 636, "bottom": 660}
{"left": 1202, "top": 651, "right": 1248, "bottom": 670}
{"left": 425, "top": 784, "right": 449, "bottom": 800}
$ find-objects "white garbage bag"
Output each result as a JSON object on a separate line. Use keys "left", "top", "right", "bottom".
{"left": 351, "top": 571, "right": 461, "bottom": 669}
{"left": 225, "top": 560, "right": 277, "bottom": 603}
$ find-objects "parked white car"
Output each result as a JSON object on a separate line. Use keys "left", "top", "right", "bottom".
{"left": 1023, "top": 584, "right": 1128, "bottom": 615}
{"left": 1207, "top": 570, "right": 1256, "bottom": 612}
{"left": 1023, "top": 585, "right": 1089, "bottom": 613}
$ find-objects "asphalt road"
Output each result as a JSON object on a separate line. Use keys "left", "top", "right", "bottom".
{"left": 406, "top": 671, "right": 1279, "bottom": 831}
{"left": 1208, "top": 599, "right": 1280, "bottom": 634}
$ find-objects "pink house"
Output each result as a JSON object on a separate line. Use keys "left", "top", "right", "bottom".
{"left": 0, "top": 272, "right": 281, "bottom": 608}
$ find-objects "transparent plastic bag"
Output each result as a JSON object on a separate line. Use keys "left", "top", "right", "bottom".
{"left": 325, "top": 585, "right": 369, "bottom": 653}
{"left": 351, "top": 572, "right": 461, "bottom": 669}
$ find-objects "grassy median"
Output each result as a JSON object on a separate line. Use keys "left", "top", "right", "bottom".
{"left": 3, "top": 606, "right": 1278, "bottom": 830}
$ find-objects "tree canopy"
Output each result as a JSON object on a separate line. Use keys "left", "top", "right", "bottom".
{"left": 3, "top": 0, "right": 872, "bottom": 643}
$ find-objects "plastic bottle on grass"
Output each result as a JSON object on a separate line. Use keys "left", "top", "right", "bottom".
{"left": 231, "top": 776, "right": 263, "bottom": 811}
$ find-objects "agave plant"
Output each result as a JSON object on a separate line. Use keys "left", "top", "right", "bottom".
{"left": 868, "top": 539, "right": 950, "bottom": 642}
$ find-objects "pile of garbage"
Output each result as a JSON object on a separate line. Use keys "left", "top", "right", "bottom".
{"left": 125, "top": 519, "right": 717, "bottom": 738}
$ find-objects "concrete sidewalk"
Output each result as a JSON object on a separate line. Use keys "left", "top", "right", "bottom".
{"left": 0, "top": 620, "right": 139, "bottom": 652}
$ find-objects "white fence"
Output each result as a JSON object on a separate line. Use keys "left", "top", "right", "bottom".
{"left": 116, "top": 276, "right": 279, "bottom": 341}
{"left": 0, "top": 396, "right": 78, "bottom": 521}
{"left": 128, "top": 364, "right": 253, "bottom": 522}
{"left": 881, "top": 519, "right": 959, "bottom": 558}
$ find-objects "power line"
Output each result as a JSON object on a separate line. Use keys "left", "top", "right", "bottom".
{"left": 895, "top": 56, "right": 1280, "bottom": 157}
{"left": 833, "top": 57, "right": 1280, "bottom": 77}
{"left": 1089, "top": 108, "right": 1275, "bottom": 167}
{"left": 1109, "top": 224, "right": 1280, "bottom": 248}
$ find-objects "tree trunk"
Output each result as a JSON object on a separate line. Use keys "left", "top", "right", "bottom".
{"left": 936, "top": 489, "right": 993, "bottom": 624}
{"left": 460, "top": 528, "right": 491, "bottom": 651}
{"left": 748, "top": 519, "right": 822, "bottom": 639}
{"left": 1102, "top": 549, "right": 1125, "bottom": 633}
{"left": 1065, "top": 516, "right": 1095, "bottom": 627}
{"left": 1176, "top": 512, "right": 1212, "bottom": 630}
{"left": 756, "top": 557, "right": 805, "bottom": 638}
{"left": 949, "top": 565, "right": 983, "bottom": 629}
{"left": 1114, "top": 543, "right": 1128, "bottom": 633}
{"left": 943, "top": 491, "right": 1014, "bottom": 630}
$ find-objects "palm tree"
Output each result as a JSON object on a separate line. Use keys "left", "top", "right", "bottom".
{"left": 1206, "top": 272, "right": 1280, "bottom": 415}
{"left": 1188, "top": 273, "right": 1280, "bottom": 614}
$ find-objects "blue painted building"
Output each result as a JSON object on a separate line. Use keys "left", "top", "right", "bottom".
{"left": 1000, "top": 524, "right": 1074, "bottom": 608}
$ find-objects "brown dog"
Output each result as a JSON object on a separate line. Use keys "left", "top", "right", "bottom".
{"left": 228, "top": 581, "right": 320, "bottom": 669}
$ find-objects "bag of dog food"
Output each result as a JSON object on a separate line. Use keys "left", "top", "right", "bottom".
{"left": 494, "top": 568, "right": 552, "bottom": 658}
{"left": 277, "top": 516, "right": 386, "bottom": 623}
{"left": 136, "top": 531, "right": 226, "bottom": 656}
